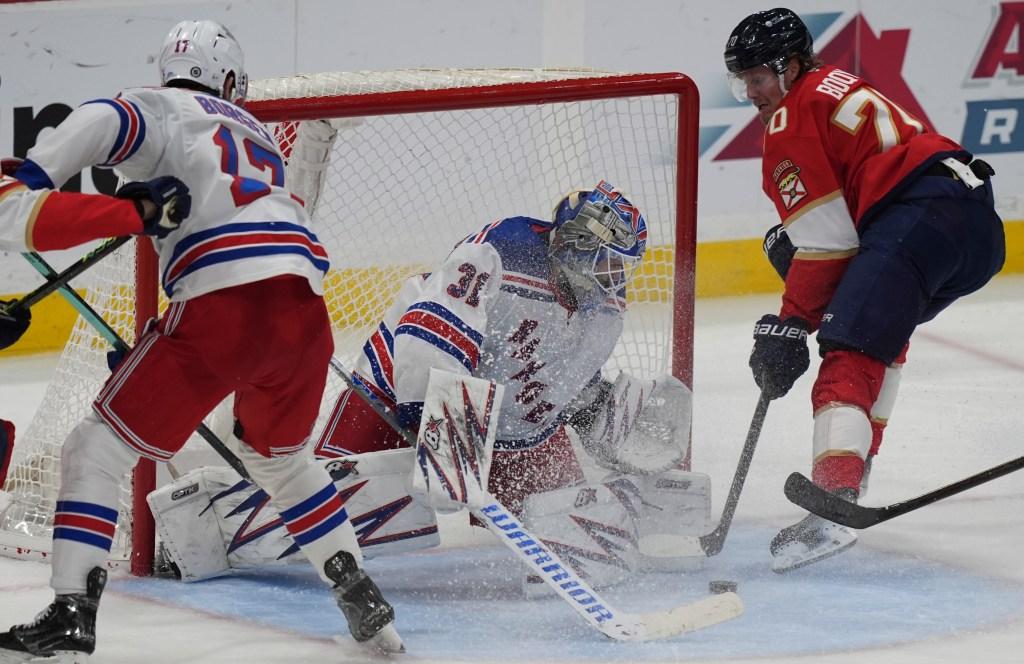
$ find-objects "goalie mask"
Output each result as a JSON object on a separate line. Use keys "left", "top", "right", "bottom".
{"left": 159, "top": 19, "right": 248, "bottom": 104}
{"left": 549, "top": 181, "right": 647, "bottom": 307}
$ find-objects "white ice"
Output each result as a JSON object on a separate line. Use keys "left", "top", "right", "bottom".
{"left": 2, "top": 277, "right": 1023, "bottom": 664}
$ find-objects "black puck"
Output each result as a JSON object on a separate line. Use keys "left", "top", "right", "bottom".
{"left": 709, "top": 580, "right": 738, "bottom": 594}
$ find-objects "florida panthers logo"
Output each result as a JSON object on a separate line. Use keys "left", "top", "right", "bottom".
{"left": 422, "top": 416, "right": 445, "bottom": 451}
{"left": 772, "top": 159, "right": 807, "bottom": 210}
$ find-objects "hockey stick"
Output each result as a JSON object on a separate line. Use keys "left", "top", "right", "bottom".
{"left": 4, "top": 237, "right": 131, "bottom": 315}
{"left": 328, "top": 358, "right": 744, "bottom": 640}
{"left": 696, "top": 391, "right": 770, "bottom": 556}
{"left": 20, "top": 250, "right": 251, "bottom": 481}
{"left": 784, "top": 454, "right": 1024, "bottom": 529}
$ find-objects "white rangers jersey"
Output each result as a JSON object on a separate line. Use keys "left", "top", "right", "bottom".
{"left": 353, "top": 217, "right": 625, "bottom": 449}
{"left": 17, "top": 87, "right": 327, "bottom": 300}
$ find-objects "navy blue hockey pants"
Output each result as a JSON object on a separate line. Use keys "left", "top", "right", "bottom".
{"left": 817, "top": 173, "right": 1005, "bottom": 365}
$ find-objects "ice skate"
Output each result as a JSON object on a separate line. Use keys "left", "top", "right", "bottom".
{"left": 770, "top": 489, "right": 858, "bottom": 573}
{"left": 0, "top": 567, "right": 106, "bottom": 663}
{"left": 325, "top": 550, "right": 404, "bottom": 654}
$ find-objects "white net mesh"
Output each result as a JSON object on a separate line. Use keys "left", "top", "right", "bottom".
{"left": 1, "top": 248, "right": 140, "bottom": 560}
{"left": 0, "top": 68, "right": 692, "bottom": 568}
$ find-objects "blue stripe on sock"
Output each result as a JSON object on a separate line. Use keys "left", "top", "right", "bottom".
{"left": 279, "top": 484, "right": 336, "bottom": 523}
{"left": 53, "top": 527, "right": 113, "bottom": 552}
{"left": 55, "top": 500, "right": 118, "bottom": 522}
{"left": 292, "top": 508, "right": 350, "bottom": 546}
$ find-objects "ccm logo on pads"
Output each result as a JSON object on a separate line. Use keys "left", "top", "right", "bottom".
{"left": 171, "top": 483, "right": 200, "bottom": 501}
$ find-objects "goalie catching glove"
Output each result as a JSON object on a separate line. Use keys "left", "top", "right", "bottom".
{"left": 567, "top": 372, "right": 692, "bottom": 475}
{"left": 115, "top": 176, "right": 192, "bottom": 238}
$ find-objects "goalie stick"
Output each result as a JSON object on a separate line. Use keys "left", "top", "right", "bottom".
{"left": 20, "top": 250, "right": 251, "bottom": 481}
{"left": 328, "top": 358, "right": 744, "bottom": 640}
{"left": 784, "top": 453, "right": 1024, "bottom": 529}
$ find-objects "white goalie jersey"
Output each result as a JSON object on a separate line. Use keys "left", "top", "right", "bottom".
{"left": 350, "top": 216, "right": 625, "bottom": 449}
{"left": 17, "top": 86, "right": 327, "bottom": 300}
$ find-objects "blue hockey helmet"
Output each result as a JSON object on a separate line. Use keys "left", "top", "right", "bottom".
{"left": 549, "top": 181, "right": 647, "bottom": 305}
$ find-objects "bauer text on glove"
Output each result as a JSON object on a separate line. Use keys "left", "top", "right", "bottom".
{"left": 749, "top": 314, "right": 810, "bottom": 399}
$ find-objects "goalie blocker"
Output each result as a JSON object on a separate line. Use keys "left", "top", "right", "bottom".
{"left": 149, "top": 369, "right": 709, "bottom": 589}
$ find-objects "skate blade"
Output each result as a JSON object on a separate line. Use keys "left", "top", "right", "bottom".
{"left": 771, "top": 537, "right": 858, "bottom": 574}
{"left": 360, "top": 623, "right": 405, "bottom": 655}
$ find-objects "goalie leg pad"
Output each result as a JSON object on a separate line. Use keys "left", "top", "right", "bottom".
{"left": 520, "top": 480, "right": 640, "bottom": 598}
{"left": 632, "top": 470, "right": 712, "bottom": 572}
{"left": 234, "top": 440, "right": 362, "bottom": 584}
{"left": 325, "top": 449, "right": 440, "bottom": 558}
{"left": 149, "top": 450, "right": 439, "bottom": 581}
{"left": 147, "top": 466, "right": 238, "bottom": 581}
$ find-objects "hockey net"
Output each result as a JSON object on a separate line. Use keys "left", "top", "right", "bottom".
{"left": 0, "top": 68, "right": 698, "bottom": 575}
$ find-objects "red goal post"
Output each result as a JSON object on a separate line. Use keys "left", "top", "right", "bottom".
{"left": 0, "top": 69, "right": 699, "bottom": 576}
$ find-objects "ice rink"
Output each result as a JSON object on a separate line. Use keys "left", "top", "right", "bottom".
{"left": 1, "top": 277, "right": 1023, "bottom": 664}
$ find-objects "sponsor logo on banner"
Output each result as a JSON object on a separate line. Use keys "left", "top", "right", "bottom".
{"left": 962, "top": 2, "right": 1024, "bottom": 154}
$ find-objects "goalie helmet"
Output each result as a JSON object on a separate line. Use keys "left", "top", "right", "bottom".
{"left": 724, "top": 8, "right": 812, "bottom": 76}
{"left": 159, "top": 19, "right": 248, "bottom": 104}
{"left": 549, "top": 181, "right": 647, "bottom": 306}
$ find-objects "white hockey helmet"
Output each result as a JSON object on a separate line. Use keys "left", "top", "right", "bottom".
{"left": 159, "top": 20, "right": 248, "bottom": 104}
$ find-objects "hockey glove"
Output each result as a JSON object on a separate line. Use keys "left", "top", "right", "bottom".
{"left": 116, "top": 176, "right": 192, "bottom": 238}
{"left": 0, "top": 300, "right": 31, "bottom": 351}
{"left": 763, "top": 224, "right": 796, "bottom": 280}
{"left": 750, "top": 314, "right": 810, "bottom": 399}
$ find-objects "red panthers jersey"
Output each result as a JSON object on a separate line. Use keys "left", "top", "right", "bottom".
{"left": 760, "top": 65, "right": 964, "bottom": 326}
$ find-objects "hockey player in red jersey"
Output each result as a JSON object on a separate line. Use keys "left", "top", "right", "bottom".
{"left": 725, "top": 8, "right": 1005, "bottom": 573}
{"left": 0, "top": 19, "right": 401, "bottom": 660}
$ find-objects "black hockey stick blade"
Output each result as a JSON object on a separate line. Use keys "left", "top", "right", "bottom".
{"left": 784, "top": 473, "right": 882, "bottom": 528}
{"left": 698, "top": 391, "right": 770, "bottom": 556}
{"left": 786, "top": 452, "right": 1024, "bottom": 529}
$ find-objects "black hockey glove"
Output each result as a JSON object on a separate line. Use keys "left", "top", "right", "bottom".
{"left": 763, "top": 224, "right": 796, "bottom": 280}
{"left": 749, "top": 314, "right": 810, "bottom": 399}
{"left": 0, "top": 300, "right": 31, "bottom": 351}
{"left": 116, "top": 176, "right": 192, "bottom": 238}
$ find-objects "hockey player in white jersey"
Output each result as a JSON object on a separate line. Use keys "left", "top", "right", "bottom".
{"left": 0, "top": 19, "right": 402, "bottom": 662}
{"left": 151, "top": 180, "right": 708, "bottom": 595}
